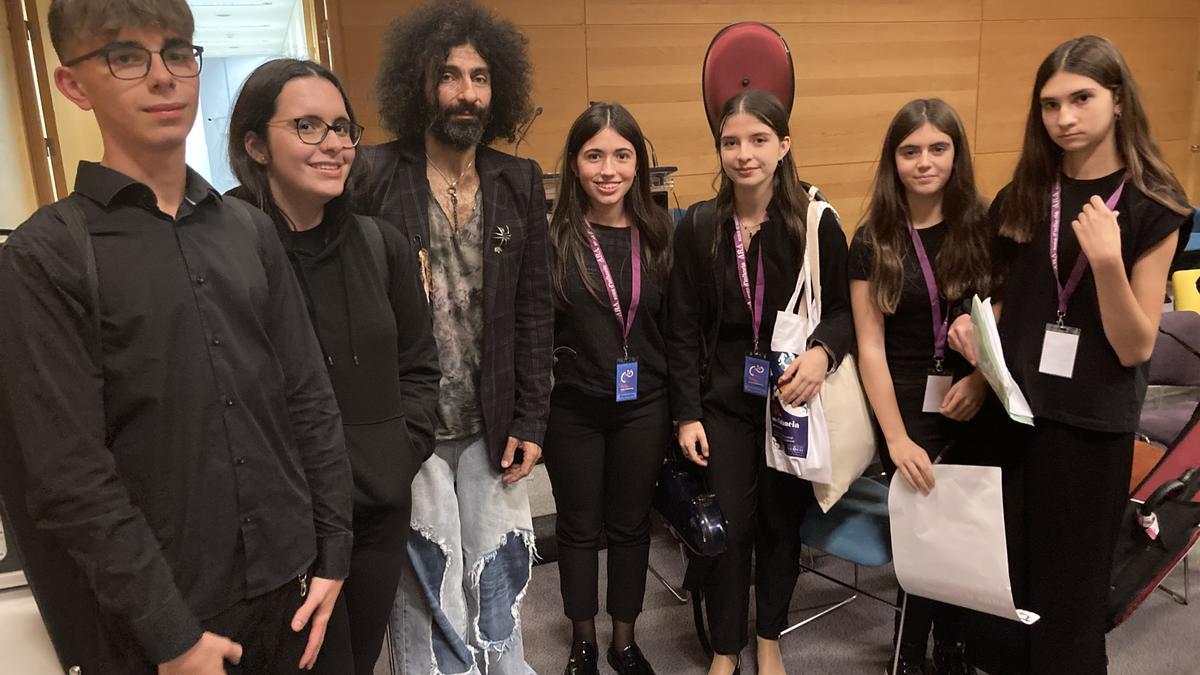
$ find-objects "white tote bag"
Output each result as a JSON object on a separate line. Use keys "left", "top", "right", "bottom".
{"left": 765, "top": 187, "right": 877, "bottom": 511}
{"left": 765, "top": 254, "right": 833, "bottom": 484}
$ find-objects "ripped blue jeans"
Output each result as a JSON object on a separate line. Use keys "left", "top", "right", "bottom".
{"left": 389, "top": 434, "right": 536, "bottom": 674}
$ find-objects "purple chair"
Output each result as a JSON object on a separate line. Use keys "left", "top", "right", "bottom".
{"left": 1140, "top": 311, "right": 1200, "bottom": 447}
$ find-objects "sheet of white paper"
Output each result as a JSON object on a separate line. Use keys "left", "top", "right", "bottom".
{"left": 970, "top": 296, "right": 1034, "bottom": 425}
{"left": 889, "top": 465, "right": 1040, "bottom": 625}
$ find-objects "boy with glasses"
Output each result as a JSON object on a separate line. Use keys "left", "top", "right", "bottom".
{"left": 0, "top": 1, "right": 353, "bottom": 673}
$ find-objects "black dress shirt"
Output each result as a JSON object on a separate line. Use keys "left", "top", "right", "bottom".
{"left": 0, "top": 162, "right": 352, "bottom": 663}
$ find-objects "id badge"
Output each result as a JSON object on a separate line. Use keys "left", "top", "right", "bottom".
{"left": 1038, "top": 323, "right": 1081, "bottom": 379}
{"left": 923, "top": 370, "right": 954, "bottom": 414}
{"left": 615, "top": 358, "right": 639, "bottom": 402}
{"left": 743, "top": 353, "right": 770, "bottom": 397}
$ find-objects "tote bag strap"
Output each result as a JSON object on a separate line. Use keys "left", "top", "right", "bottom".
{"left": 803, "top": 184, "right": 838, "bottom": 324}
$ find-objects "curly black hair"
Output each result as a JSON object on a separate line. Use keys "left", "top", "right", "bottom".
{"left": 374, "top": 0, "right": 534, "bottom": 146}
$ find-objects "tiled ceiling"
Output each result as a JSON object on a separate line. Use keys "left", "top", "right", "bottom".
{"left": 189, "top": 0, "right": 297, "bottom": 58}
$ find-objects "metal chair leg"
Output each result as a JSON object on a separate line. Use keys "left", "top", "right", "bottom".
{"left": 1157, "top": 549, "right": 1193, "bottom": 606}
{"left": 648, "top": 540, "right": 690, "bottom": 603}
{"left": 779, "top": 595, "right": 858, "bottom": 635}
{"left": 889, "top": 593, "right": 909, "bottom": 675}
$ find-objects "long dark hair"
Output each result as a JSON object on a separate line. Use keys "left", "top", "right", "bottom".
{"left": 550, "top": 102, "right": 672, "bottom": 304}
{"left": 710, "top": 90, "right": 810, "bottom": 258}
{"left": 374, "top": 0, "right": 534, "bottom": 146}
{"left": 227, "top": 58, "right": 364, "bottom": 225}
{"left": 860, "top": 98, "right": 991, "bottom": 313}
{"left": 1001, "top": 35, "right": 1190, "bottom": 243}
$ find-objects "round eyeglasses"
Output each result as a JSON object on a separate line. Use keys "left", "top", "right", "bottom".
{"left": 63, "top": 42, "right": 204, "bottom": 80}
{"left": 267, "top": 116, "right": 364, "bottom": 148}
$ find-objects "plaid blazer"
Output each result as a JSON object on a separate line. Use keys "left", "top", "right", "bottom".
{"left": 356, "top": 141, "right": 553, "bottom": 470}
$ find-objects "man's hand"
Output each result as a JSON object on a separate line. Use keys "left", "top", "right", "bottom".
{"left": 158, "top": 632, "right": 242, "bottom": 675}
{"left": 501, "top": 436, "right": 541, "bottom": 484}
{"left": 291, "top": 576, "right": 343, "bottom": 670}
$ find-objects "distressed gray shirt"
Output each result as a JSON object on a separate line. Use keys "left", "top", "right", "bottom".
{"left": 427, "top": 190, "right": 485, "bottom": 440}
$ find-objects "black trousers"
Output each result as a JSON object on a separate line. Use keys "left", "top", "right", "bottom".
{"left": 314, "top": 503, "right": 411, "bottom": 674}
{"left": 543, "top": 386, "right": 670, "bottom": 622}
{"left": 96, "top": 578, "right": 311, "bottom": 674}
{"left": 694, "top": 391, "right": 817, "bottom": 652}
{"left": 879, "top": 378, "right": 966, "bottom": 658}
{"left": 959, "top": 404, "right": 1133, "bottom": 675}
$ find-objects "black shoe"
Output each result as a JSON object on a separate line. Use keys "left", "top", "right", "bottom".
{"left": 932, "top": 640, "right": 976, "bottom": 675}
{"left": 886, "top": 654, "right": 928, "bottom": 675}
{"left": 566, "top": 640, "right": 599, "bottom": 675}
{"left": 607, "top": 642, "right": 656, "bottom": 675}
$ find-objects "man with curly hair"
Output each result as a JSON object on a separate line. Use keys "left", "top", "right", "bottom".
{"left": 356, "top": 1, "right": 549, "bottom": 673}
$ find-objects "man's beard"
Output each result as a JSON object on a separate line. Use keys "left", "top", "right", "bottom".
{"left": 429, "top": 102, "right": 488, "bottom": 151}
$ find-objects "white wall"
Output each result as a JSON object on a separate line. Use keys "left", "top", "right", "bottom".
{"left": 190, "top": 55, "right": 273, "bottom": 192}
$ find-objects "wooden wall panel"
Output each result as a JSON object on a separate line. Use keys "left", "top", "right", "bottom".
{"left": 586, "top": 0, "right": 982, "bottom": 25}
{"left": 782, "top": 21, "right": 980, "bottom": 166}
{"left": 587, "top": 24, "right": 715, "bottom": 173}
{"left": 974, "top": 151, "right": 1020, "bottom": 199}
{"left": 984, "top": 0, "right": 1200, "bottom": 20}
{"left": 491, "top": 26, "right": 590, "bottom": 171}
{"left": 327, "top": 0, "right": 1200, "bottom": 216}
{"left": 977, "top": 19, "right": 1197, "bottom": 154}
{"left": 340, "top": 0, "right": 584, "bottom": 27}
{"left": 798, "top": 160, "right": 878, "bottom": 235}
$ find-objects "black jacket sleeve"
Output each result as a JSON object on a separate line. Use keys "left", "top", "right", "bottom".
{"left": 507, "top": 160, "right": 554, "bottom": 446}
{"left": 253, "top": 208, "right": 353, "bottom": 580}
{"left": 382, "top": 221, "right": 441, "bottom": 462}
{"left": 665, "top": 205, "right": 707, "bottom": 421}
{"left": 809, "top": 208, "right": 854, "bottom": 367}
{"left": 0, "top": 223, "right": 203, "bottom": 664}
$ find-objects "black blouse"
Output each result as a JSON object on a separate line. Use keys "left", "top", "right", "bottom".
{"left": 993, "top": 170, "right": 1190, "bottom": 433}
{"left": 666, "top": 198, "right": 854, "bottom": 422}
{"left": 848, "top": 221, "right": 971, "bottom": 381}
{"left": 553, "top": 223, "right": 668, "bottom": 398}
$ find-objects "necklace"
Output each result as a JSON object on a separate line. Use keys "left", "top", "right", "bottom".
{"left": 426, "top": 153, "right": 476, "bottom": 229}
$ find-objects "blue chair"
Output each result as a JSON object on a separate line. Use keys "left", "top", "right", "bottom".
{"left": 783, "top": 476, "right": 899, "bottom": 633}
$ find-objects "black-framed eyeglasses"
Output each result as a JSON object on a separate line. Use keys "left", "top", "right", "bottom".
{"left": 63, "top": 42, "right": 204, "bottom": 80}
{"left": 267, "top": 116, "right": 364, "bottom": 148}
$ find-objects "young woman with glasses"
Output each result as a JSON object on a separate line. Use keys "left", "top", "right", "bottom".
{"left": 227, "top": 58, "right": 441, "bottom": 675}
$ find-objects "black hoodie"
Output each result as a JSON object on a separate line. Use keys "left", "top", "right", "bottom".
{"left": 231, "top": 189, "right": 441, "bottom": 511}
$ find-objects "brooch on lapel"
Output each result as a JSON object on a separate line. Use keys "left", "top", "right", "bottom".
{"left": 492, "top": 225, "right": 511, "bottom": 254}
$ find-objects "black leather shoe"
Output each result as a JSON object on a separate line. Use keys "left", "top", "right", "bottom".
{"left": 886, "top": 654, "right": 928, "bottom": 675}
{"left": 607, "top": 643, "right": 656, "bottom": 675}
{"left": 566, "top": 640, "right": 599, "bottom": 675}
{"left": 932, "top": 639, "right": 977, "bottom": 675}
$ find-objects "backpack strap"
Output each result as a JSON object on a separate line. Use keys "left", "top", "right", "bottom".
{"left": 47, "top": 193, "right": 102, "bottom": 362}
{"left": 355, "top": 214, "right": 389, "bottom": 287}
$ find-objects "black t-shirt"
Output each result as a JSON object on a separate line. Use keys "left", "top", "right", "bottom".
{"left": 553, "top": 223, "right": 667, "bottom": 398}
{"left": 848, "top": 221, "right": 971, "bottom": 381}
{"left": 993, "top": 170, "right": 1190, "bottom": 433}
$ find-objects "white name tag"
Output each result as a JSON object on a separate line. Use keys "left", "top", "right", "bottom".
{"left": 923, "top": 373, "right": 954, "bottom": 414}
{"left": 1038, "top": 323, "right": 1081, "bottom": 379}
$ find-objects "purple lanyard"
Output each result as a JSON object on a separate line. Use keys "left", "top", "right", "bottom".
{"left": 1049, "top": 176, "right": 1127, "bottom": 323}
{"left": 585, "top": 225, "right": 641, "bottom": 358}
{"left": 732, "top": 216, "right": 766, "bottom": 353}
{"left": 907, "top": 222, "right": 949, "bottom": 368}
